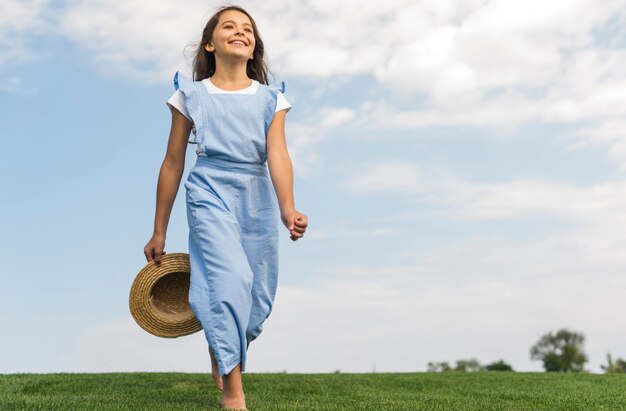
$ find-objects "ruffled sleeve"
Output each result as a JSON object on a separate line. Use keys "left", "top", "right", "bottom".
{"left": 268, "top": 80, "right": 285, "bottom": 94}
{"left": 173, "top": 71, "right": 204, "bottom": 144}
{"left": 264, "top": 80, "right": 287, "bottom": 132}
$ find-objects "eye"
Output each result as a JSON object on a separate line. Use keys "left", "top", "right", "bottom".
{"left": 245, "top": 28, "right": 252, "bottom": 33}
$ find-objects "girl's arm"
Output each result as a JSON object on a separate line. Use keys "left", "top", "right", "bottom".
{"left": 144, "top": 108, "right": 192, "bottom": 262}
{"left": 267, "top": 109, "right": 308, "bottom": 241}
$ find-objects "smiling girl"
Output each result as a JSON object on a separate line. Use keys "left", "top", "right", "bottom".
{"left": 143, "top": 5, "right": 308, "bottom": 410}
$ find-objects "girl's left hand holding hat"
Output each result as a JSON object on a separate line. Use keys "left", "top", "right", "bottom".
{"left": 144, "top": 233, "right": 167, "bottom": 265}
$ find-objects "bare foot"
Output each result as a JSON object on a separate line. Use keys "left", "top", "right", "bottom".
{"left": 221, "top": 363, "right": 247, "bottom": 410}
{"left": 209, "top": 346, "right": 223, "bottom": 391}
{"left": 220, "top": 393, "right": 247, "bottom": 410}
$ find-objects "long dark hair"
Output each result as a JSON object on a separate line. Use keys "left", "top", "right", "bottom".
{"left": 186, "top": 5, "right": 270, "bottom": 84}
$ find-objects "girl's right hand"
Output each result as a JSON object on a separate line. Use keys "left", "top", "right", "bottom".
{"left": 144, "top": 234, "right": 167, "bottom": 264}
{"left": 280, "top": 208, "right": 308, "bottom": 241}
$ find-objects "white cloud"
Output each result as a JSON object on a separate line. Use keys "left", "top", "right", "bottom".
{"left": 359, "top": 47, "right": 626, "bottom": 125}
{"left": 439, "top": 178, "right": 626, "bottom": 264}
{"left": 376, "top": 0, "right": 621, "bottom": 96}
{"left": 59, "top": 0, "right": 212, "bottom": 82}
{"left": 350, "top": 162, "right": 626, "bottom": 224}
{"left": 570, "top": 119, "right": 626, "bottom": 171}
{"left": 54, "top": 0, "right": 626, "bottom": 167}
{"left": 437, "top": 178, "right": 626, "bottom": 222}
{"left": 355, "top": 94, "right": 540, "bottom": 132}
{"left": 347, "top": 163, "right": 422, "bottom": 193}
{"left": 0, "top": 0, "right": 49, "bottom": 69}
{"left": 56, "top": 1, "right": 623, "bottom": 89}
{"left": 319, "top": 107, "right": 355, "bottom": 128}
{"left": 286, "top": 106, "right": 355, "bottom": 177}
{"left": 348, "top": 162, "right": 626, "bottom": 269}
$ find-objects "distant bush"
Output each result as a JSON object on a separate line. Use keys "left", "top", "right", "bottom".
{"left": 600, "top": 353, "right": 626, "bottom": 373}
{"left": 428, "top": 358, "right": 514, "bottom": 372}
{"left": 454, "top": 358, "right": 483, "bottom": 372}
{"left": 427, "top": 361, "right": 452, "bottom": 372}
{"left": 484, "top": 360, "right": 514, "bottom": 371}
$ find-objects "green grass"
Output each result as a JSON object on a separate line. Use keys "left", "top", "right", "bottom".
{"left": 1, "top": 371, "right": 625, "bottom": 410}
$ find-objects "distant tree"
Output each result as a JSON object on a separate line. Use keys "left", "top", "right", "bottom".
{"left": 484, "top": 359, "right": 514, "bottom": 371}
{"left": 530, "top": 328, "right": 588, "bottom": 372}
{"left": 600, "top": 353, "right": 626, "bottom": 373}
{"left": 427, "top": 361, "right": 452, "bottom": 372}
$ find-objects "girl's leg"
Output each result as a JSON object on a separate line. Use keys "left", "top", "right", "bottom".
{"left": 209, "top": 346, "right": 223, "bottom": 391}
{"left": 220, "top": 363, "right": 247, "bottom": 410}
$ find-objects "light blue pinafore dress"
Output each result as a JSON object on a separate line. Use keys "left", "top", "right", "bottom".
{"left": 173, "top": 71, "right": 284, "bottom": 377}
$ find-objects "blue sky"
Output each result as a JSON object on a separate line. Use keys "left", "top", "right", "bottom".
{"left": 2, "top": 0, "right": 626, "bottom": 374}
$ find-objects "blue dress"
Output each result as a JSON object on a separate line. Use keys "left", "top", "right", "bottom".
{"left": 173, "top": 71, "right": 283, "bottom": 377}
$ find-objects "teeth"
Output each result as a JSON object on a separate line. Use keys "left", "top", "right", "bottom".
{"left": 231, "top": 41, "right": 245, "bottom": 45}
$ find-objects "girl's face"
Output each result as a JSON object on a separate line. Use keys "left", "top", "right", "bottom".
{"left": 205, "top": 10, "right": 255, "bottom": 61}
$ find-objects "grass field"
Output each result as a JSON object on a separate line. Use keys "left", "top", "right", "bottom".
{"left": 1, "top": 371, "right": 625, "bottom": 410}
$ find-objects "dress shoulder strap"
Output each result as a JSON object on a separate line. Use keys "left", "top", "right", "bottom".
{"left": 172, "top": 71, "right": 205, "bottom": 144}
{"left": 261, "top": 80, "right": 287, "bottom": 133}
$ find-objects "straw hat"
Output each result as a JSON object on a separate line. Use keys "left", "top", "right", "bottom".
{"left": 129, "top": 252, "right": 202, "bottom": 338}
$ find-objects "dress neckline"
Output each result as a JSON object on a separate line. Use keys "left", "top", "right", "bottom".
{"left": 204, "top": 77, "right": 257, "bottom": 93}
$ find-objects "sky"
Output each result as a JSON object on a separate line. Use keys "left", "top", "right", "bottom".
{"left": 1, "top": 0, "right": 626, "bottom": 375}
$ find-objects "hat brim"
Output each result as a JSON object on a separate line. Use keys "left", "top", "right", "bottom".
{"left": 129, "top": 253, "right": 202, "bottom": 338}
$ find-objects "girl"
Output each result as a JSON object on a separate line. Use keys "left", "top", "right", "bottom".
{"left": 143, "top": 5, "right": 308, "bottom": 410}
